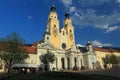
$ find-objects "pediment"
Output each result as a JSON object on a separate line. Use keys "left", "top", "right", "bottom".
{"left": 70, "top": 45, "right": 77, "bottom": 51}
{"left": 37, "top": 42, "right": 56, "bottom": 49}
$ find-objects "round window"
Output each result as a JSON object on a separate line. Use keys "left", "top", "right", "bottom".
{"left": 62, "top": 43, "right": 66, "bottom": 49}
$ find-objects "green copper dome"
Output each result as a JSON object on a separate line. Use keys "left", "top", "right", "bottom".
{"left": 65, "top": 12, "right": 70, "bottom": 19}
{"left": 50, "top": 5, "right": 56, "bottom": 12}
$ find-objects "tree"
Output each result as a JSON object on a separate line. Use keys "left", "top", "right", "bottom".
{"left": 110, "top": 54, "right": 120, "bottom": 67}
{"left": 102, "top": 54, "right": 120, "bottom": 68}
{"left": 102, "top": 54, "right": 111, "bottom": 68}
{"left": 40, "top": 50, "right": 56, "bottom": 71}
{"left": 0, "top": 32, "right": 29, "bottom": 74}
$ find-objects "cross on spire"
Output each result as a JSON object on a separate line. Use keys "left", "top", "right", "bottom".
{"left": 65, "top": 10, "right": 70, "bottom": 19}
{"left": 50, "top": 0, "right": 56, "bottom": 12}
{"left": 52, "top": 0, "right": 54, "bottom": 6}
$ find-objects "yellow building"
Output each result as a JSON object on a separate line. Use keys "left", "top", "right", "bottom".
{"left": 94, "top": 47, "right": 120, "bottom": 69}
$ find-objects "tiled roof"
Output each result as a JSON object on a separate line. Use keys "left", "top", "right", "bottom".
{"left": 32, "top": 42, "right": 38, "bottom": 47}
{"left": 79, "top": 47, "right": 87, "bottom": 53}
{"left": 0, "top": 42, "right": 37, "bottom": 54}
{"left": 39, "top": 38, "right": 44, "bottom": 44}
{"left": 94, "top": 48, "right": 109, "bottom": 52}
{"left": 108, "top": 48, "right": 119, "bottom": 52}
{"left": 94, "top": 47, "right": 120, "bottom": 53}
{"left": 25, "top": 47, "right": 37, "bottom": 54}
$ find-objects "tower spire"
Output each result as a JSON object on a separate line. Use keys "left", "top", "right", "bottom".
{"left": 52, "top": 0, "right": 54, "bottom": 6}
{"left": 65, "top": 11, "right": 70, "bottom": 19}
{"left": 50, "top": 0, "right": 56, "bottom": 12}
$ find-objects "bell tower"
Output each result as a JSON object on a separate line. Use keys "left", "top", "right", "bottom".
{"left": 44, "top": 5, "right": 60, "bottom": 48}
{"left": 64, "top": 12, "right": 75, "bottom": 48}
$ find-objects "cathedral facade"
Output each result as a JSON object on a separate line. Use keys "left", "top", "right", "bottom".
{"left": 36, "top": 5, "right": 97, "bottom": 70}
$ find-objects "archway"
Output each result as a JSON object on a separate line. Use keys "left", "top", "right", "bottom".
{"left": 74, "top": 57, "right": 77, "bottom": 66}
{"left": 61, "top": 58, "right": 65, "bottom": 69}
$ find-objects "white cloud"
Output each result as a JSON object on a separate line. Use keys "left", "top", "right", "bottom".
{"left": 71, "top": 8, "right": 120, "bottom": 33}
{"left": 61, "top": 0, "right": 72, "bottom": 7}
{"left": 105, "top": 26, "right": 119, "bottom": 33}
{"left": 76, "top": 44, "right": 85, "bottom": 47}
{"left": 117, "top": 0, "right": 120, "bottom": 7}
{"left": 60, "top": 0, "right": 120, "bottom": 33}
{"left": 118, "top": 18, "right": 120, "bottom": 21}
{"left": 69, "top": 6, "right": 76, "bottom": 12}
{"left": 28, "top": 16, "right": 32, "bottom": 19}
{"left": 78, "top": 0, "right": 111, "bottom": 6}
{"left": 92, "top": 40, "right": 112, "bottom": 47}
{"left": 60, "top": 0, "right": 111, "bottom": 7}
{"left": 118, "top": 0, "right": 120, "bottom": 3}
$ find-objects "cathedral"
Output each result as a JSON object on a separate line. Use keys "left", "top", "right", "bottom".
{"left": 1, "top": 5, "right": 120, "bottom": 73}
{"left": 36, "top": 5, "right": 97, "bottom": 70}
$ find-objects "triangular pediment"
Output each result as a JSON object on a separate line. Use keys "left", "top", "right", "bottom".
{"left": 38, "top": 42, "right": 56, "bottom": 49}
{"left": 71, "top": 45, "right": 77, "bottom": 51}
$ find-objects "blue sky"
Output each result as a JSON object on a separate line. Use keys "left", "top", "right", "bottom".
{"left": 0, "top": 0, "right": 120, "bottom": 47}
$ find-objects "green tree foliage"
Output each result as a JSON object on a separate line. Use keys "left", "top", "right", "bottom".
{"left": 102, "top": 54, "right": 111, "bottom": 68}
{"left": 102, "top": 54, "right": 120, "bottom": 68}
{"left": 40, "top": 50, "right": 56, "bottom": 71}
{"left": 40, "top": 50, "right": 56, "bottom": 64}
{"left": 110, "top": 54, "right": 120, "bottom": 66}
{"left": 0, "top": 32, "right": 29, "bottom": 74}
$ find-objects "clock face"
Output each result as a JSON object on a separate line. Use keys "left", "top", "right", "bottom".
{"left": 69, "top": 33, "right": 73, "bottom": 40}
{"left": 62, "top": 43, "right": 66, "bottom": 49}
{"left": 52, "top": 28, "right": 58, "bottom": 36}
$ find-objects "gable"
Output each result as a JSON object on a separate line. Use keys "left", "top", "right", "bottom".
{"left": 37, "top": 43, "right": 56, "bottom": 49}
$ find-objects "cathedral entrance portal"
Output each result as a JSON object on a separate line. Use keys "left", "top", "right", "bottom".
{"left": 67, "top": 57, "right": 70, "bottom": 70}
{"left": 61, "top": 58, "right": 65, "bottom": 69}
{"left": 74, "top": 57, "right": 77, "bottom": 66}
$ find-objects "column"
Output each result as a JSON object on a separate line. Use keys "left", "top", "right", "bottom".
{"left": 77, "top": 56, "right": 80, "bottom": 69}
{"left": 67, "top": 57, "right": 70, "bottom": 70}
{"left": 55, "top": 57, "right": 58, "bottom": 70}
{"left": 64, "top": 57, "right": 67, "bottom": 70}
{"left": 57, "top": 55, "right": 61, "bottom": 70}
{"left": 3, "top": 63, "right": 5, "bottom": 71}
{"left": 70, "top": 55, "right": 74, "bottom": 69}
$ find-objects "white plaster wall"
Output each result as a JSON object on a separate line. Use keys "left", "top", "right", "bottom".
{"left": 25, "top": 54, "right": 37, "bottom": 64}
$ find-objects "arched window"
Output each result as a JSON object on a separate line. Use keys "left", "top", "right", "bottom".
{"left": 70, "top": 29, "right": 72, "bottom": 33}
{"left": 47, "top": 37, "right": 49, "bottom": 40}
{"left": 54, "top": 24, "right": 56, "bottom": 27}
{"left": 63, "top": 31, "right": 65, "bottom": 35}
